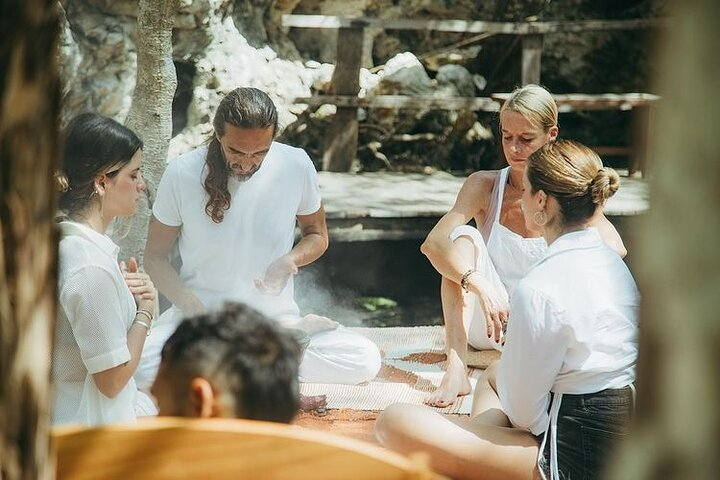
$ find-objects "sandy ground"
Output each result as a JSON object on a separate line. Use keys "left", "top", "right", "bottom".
{"left": 294, "top": 409, "right": 380, "bottom": 445}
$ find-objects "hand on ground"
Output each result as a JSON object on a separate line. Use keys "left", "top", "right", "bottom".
{"left": 254, "top": 254, "right": 298, "bottom": 295}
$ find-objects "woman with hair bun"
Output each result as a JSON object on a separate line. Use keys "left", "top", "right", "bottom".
{"left": 422, "top": 84, "right": 627, "bottom": 408}
{"left": 376, "top": 140, "right": 639, "bottom": 480}
{"left": 52, "top": 113, "right": 158, "bottom": 425}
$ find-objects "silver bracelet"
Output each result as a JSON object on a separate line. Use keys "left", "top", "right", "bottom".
{"left": 135, "top": 309, "right": 154, "bottom": 323}
{"left": 131, "top": 319, "right": 151, "bottom": 336}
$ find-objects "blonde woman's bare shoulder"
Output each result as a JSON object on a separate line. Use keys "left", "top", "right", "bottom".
{"left": 453, "top": 170, "right": 501, "bottom": 214}
{"left": 462, "top": 170, "right": 501, "bottom": 197}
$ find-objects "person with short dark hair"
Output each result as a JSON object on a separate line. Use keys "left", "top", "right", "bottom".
{"left": 52, "top": 113, "right": 158, "bottom": 425}
{"left": 138, "top": 87, "right": 381, "bottom": 393}
{"left": 152, "top": 302, "right": 301, "bottom": 423}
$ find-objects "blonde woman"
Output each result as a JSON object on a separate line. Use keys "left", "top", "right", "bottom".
{"left": 422, "top": 85, "right": 626, "bottom": 407}
{"left": 377, "top": 140, "right": 638, "bottom": 480}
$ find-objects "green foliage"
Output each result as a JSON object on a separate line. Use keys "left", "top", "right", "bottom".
{"left": 355, "top": 296, "right": 399, "bottom": 312}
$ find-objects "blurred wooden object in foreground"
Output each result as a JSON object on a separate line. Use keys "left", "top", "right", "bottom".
{"left": 53, "top": 417, "right": 446, "bottom": 480}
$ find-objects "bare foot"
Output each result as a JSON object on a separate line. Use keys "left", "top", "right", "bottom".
{"left": 297, "top": 314, "right": 339, "bottom": 336}
{"left": 424, "top": 367, "right": 471, "bottom": 408}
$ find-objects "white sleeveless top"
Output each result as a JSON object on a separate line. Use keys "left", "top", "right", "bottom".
{"left": 482, "top": 167, "right": 547, "bottom": 296}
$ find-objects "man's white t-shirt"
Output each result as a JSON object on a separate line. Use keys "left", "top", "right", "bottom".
{"left": 152, "top": 142, "right": 321, "bottom": 323}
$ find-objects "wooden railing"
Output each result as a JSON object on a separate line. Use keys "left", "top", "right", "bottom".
{"left": 283, "top": 15, "right": 667, "bottom": 174}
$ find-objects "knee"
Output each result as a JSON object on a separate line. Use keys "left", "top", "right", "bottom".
{"left": 346, "top": 340, "right": 382, "bottom": 384}
{"left": 375, "top": 403, "right": 420, "bottom": 447}
{"left": 450, "top": 225, "right": 484, "bottom": 248}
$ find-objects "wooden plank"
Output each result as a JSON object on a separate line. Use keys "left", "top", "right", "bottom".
{"left": 296, "top": 95, "right": 499, "bottom": 111}
{"left": 629, "top": 105, "right": 655, "bottom": 176}
{"left": 492, "top": 92, "right": 660, "bottom": 111}
{"left": 322, "top": 27, "right": 364, "bottom": 172}
{"left": 592, "top": 146, "right": 634, "bottom": 157}
{"left": 282, "top": 15, "right": 670, "bottom": 34}
{"left": 54, "top": 417, "right": 443, "bottom": 480}
{"left": 294, "top": 93, "right": 659, "bottom": 112}
{"left": 521, "top": 34, "right": 542, "bottom": 85}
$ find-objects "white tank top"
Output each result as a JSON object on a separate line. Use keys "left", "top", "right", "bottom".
{"left": 484, "top": 167, "right": 547, "bottom": 296}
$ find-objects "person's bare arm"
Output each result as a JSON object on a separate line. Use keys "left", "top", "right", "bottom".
{"left": 290, "top": 205, "right": 329, "bottom": 267}
{"left": 94, "top": 268, "right": 157, "bottom": 398}
{"left": 144, "top": 217, "right": 206, "bottom": 315}
{"left": 255, "top": 206, "right": 329, "bottom": 295}
{"left": 421, "top": 172, "right": 491, "bottom": 282}
{"left": 92, "top": 320, "right": 150, "bottom": 397}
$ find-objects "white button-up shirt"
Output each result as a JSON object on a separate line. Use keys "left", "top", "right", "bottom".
{"left": 52, "top": 221, "right": 151, "bottom": 425}
{"left": 497, "top": 228, "right": 639, "bottom": 436}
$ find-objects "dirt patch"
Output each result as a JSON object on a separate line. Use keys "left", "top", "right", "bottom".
{"left": 375, "top": 364, "right": 437, "bottom": 393}
{"left": 400, "top": 351, "right": 446, "bottom": 364}
{"left": 294, "top": 409, "right": 380, "bottom": 444}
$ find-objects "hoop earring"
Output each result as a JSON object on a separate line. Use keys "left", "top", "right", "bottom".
{"left": 533, "top": 210, "right": 547, "bottom": 227}
{"left": 93, "top": 187, "right": 105, "bottom": 220}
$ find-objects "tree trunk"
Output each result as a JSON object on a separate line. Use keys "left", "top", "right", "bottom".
{"left": 116, "top": 0, "right": 178, "bottom": 262}
{"left": 609, "top": 0, "right": 720, "bottom": 478}
{"left": 0, "top": 2, "right": 61, "bottom": 479}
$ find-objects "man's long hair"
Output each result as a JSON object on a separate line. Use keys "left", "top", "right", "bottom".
{"left": 204, "top": 87, "right": 278, "bottom": 223}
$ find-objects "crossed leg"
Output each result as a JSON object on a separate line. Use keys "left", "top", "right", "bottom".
{"left": 378, "top": 362, "right": 540, "bottom": 480}
{"left": 426, "top": 226, "right": 505, "bottom": 408}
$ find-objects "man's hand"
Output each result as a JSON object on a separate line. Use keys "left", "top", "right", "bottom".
{"left": 254, "top": 254, "right": 298, "bottom": 295}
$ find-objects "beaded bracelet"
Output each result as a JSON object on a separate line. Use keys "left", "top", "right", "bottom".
{"left": 460, "top": 268, "right": 478, "bottom": 293}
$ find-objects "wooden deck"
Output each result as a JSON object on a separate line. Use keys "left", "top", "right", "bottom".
{"left": 319, "top": 171, "right": 649, "bottom": 241}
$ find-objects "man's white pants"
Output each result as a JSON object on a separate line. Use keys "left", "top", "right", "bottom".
{"left": 134, "top": 309, "right": 382, "bottom": 392}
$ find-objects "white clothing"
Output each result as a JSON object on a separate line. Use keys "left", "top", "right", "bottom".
{"left": 53, "top": 221, "right": 156, "bottom": 426}
{"left": 485, "top": 167, "right": 547, "bottom": 296}
{"left": 496, "top": 227, "right": 639, "bottom": 435}
{"left": 152, "top": 144, "right": 320, "bottom": 322}
{"left": 449, "top": 167, "right": 546, "bottom": 350}
{"left": 139, "top": 143, "right": 381, "bottom": 388}
{"left": 449, "top": 226, "right": 506, "bottom": 351}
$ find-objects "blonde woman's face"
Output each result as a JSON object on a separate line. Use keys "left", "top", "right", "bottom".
{"left": 500, "top": 110, "right": 557, "bottom": 169}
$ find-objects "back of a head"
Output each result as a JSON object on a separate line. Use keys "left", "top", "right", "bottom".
{"left": 57, "top": 113, "right": 143, "bottom": 214}
{"left": 500, "top": 84, "right": 558, "bottom": 132}
{"left": 212, "top": 87, "right": 278, "bottom": 137}
{"left": 527, "top": 139, "right": 620, "bottom": 225}
{"left": 159, "top": 302, "right": 301, "bottom": 423}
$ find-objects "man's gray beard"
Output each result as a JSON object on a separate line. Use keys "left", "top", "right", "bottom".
{"left": 230, "top": 171, "right": 254, "bottom": 182}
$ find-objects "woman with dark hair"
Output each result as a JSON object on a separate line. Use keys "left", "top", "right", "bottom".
{"left": 52, "top": 113, "right": 158, "bottom": 425}
{"left": 376, "top": 140, "right": 639, "bottom": 480}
